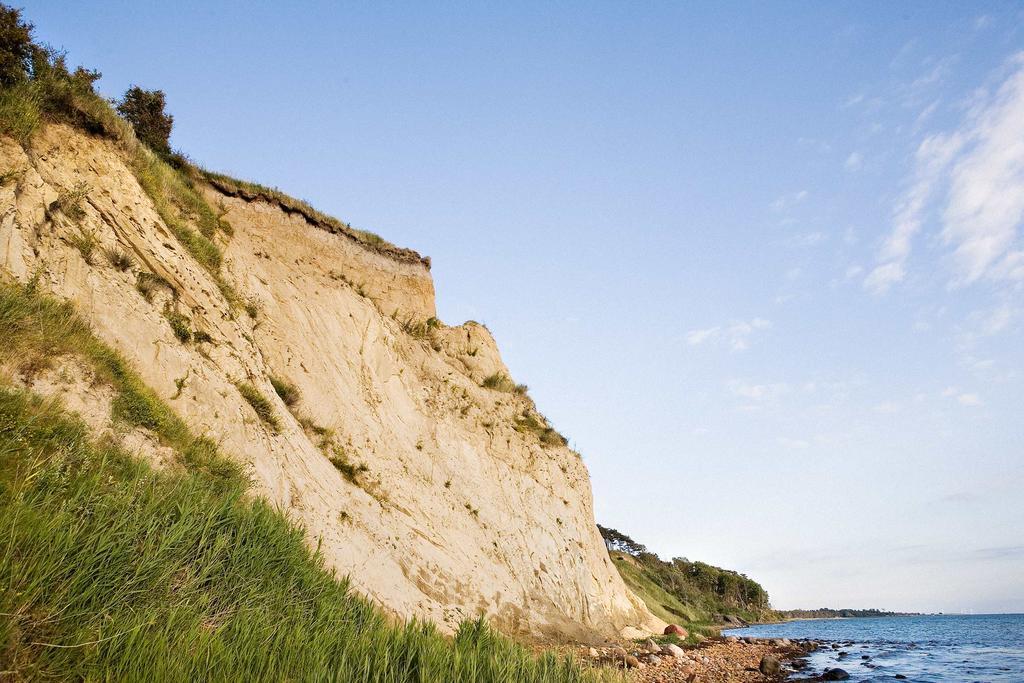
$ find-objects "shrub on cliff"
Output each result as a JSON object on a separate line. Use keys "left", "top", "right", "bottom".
{"left": 0, "top": 5, "right": 123, "bottom": 145}
{"left": 117, "top": 85, "right": 174, "bottom": 154}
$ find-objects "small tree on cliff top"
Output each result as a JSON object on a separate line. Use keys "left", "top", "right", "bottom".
{"left": 597, "top": 524, "right": 648, "bottom": 556}
{"left": 117, "top": 86, "right": 173, "bottom": 154}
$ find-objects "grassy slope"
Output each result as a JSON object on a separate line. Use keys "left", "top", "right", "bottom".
{"left": 609, "top": 554, "right": 721, "bottom": 644}
{"left": 0, "top": 283, "right": 617, "bottom": 682}
{"left": 608, "top": 551, "right": 780, "bottom": 644}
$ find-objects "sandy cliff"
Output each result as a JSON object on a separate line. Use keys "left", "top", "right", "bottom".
{"left": 0, "top": 123, "right": 660, "bottom": 641}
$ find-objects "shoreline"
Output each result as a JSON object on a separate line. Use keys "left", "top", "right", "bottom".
{"left": 579, "top": 635, "right": 819, "bottom": 682}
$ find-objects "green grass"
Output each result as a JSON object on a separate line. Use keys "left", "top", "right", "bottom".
{"left": 0, "top": 387, "right": 614, "bottom": 682}
{"left": 0, "top": 81, "right": 42, "bottom": 144}
{"left": 609, "top": 555, "right": 719, "bottom": 644}
{"left": 129, "top": 150, "right": 224, "bottom": 272}
{"left": 0, "top": 281, "right": 238, "bottom": 484}
{"left": 0, "top": 279, "right": 615, "bottom": 682}
{"left": 605, "top": 541, "right": 778, "bottom": 644}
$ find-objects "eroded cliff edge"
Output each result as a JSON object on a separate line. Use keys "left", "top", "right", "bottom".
{"left": 0, "top": 123, "right": 660, "bottom": 641}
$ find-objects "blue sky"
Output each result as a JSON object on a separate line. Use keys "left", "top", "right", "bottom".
{"left": 24, "top": 1, "right": 1024, "bottom": 613}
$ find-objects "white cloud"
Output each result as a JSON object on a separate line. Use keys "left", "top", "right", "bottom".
{"left": 845, "top": 151, "right": 864, "bottom": 171}
{"left": 777, "top": 437, "right": 810, "bottom": 450}
{"left": 842, "top": 93, "right": 865, "bottom": 109}
{"left": 890, "top": 39, "right": 919, "bottom": 70}
{"left": 960, "top": 304, "right": 1018, "bottom": 346}
{"left": 939, "top": 387, "right": 983, "bottom": 406}
{"left": 909, "top": 57, "right": 956, "bottom": 92}
{"left": 913, "top": 100, "right": 940, "bottom": 132}
{"left": 867, "top": 52, "right": 1024, "bottom": 292}
{"left": 685, "top": 326, "right": 720, "bottom": 346}
{"left": 981, "top": 305, "right": 1013, "bottom": 335}
{"left": 771, "top": 190, "right": 809, "bottom": 213}
{"left": 729, "top": 380, "right": 790, "bottom": 402}
{"left": 797, "top": 137, "right": 832, "bottom": 154}
{"left": 942, "top": 56, "right": 1024, "bottom": 284}
{"left": 974, "top": 15, "right": 993, "bottom": 31}
{"left": 686, "top": 318, "right": 771, "bottom": 351}
{"left": 864, "top": 262, "right": 906, "bottom": 294}
{"left": 957, "top": 393, "right": 983, "bottom": 406}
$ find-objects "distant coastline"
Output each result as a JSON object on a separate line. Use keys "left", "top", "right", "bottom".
{"left": 778, "top": 608, "right": 921, "bottom": 620}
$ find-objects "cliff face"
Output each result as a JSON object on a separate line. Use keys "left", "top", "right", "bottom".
{"left": 0, "top": 124, "right": 659, "bottom": 640}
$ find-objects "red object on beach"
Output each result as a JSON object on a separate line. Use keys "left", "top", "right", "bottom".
{"left": 664, "top": 624, "right": 688, "bottom": 637}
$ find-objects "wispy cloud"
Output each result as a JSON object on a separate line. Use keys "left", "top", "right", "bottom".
{"left": 866, "top": 52, "right": 1024, "bottom": 292}
{"left": 686, "top": 318, "right": 771, "bottom": 351}
{"left": 957, "top": 392, "right": 983, "bottom": 406}
{"left": 942, "top": 55, "right": 1024, "bottom": 284}
{"left": 938, "top": 386, "right": 983, "bottom": 406}
{"left": 729, "top": 380, "right": 790, "bottom": 402}
{"left": 685, "top": 327, "right": 720, "bottom": 346}
{"left": 974, "top": 545, "right": 1024, "bottom": 560}
{"left": 770, "top": 190, "right": 808, "bottom": 213}
{"left": 865, "top": 130, "right": 965, "bottom": 293}
{"left": 792, "top": 231, "right": 826, "bottom": 247}
{"left": 844, "top": 151, "right": 864, "bottom": 171}
{"left": 797, "top": 137, "right": 832, "bottom": 154}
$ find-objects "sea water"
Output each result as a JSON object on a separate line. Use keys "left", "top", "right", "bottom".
{"left": 723, "top": 614, "right": 1024, "bottom": 682}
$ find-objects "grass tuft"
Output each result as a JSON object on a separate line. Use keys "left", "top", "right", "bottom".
{"left": 243, "top": 295, "right": 261, "bottom": 319}
{"left": 52, "top": 181, "right": 90, "bottom": 221}
{"left": 513, "top": 411, "right": 568, "bottom": 448}
{"left": 67, "top": 226, "right": 98, "bottom": 264}
{"left": 104, "top": 246, "right": 134, "bottom": 271}
{"left": 235, "top": 381, "right": 279, "bottom": 432}
{"left": 270, "top": 375, "right": 300, "bottom": 408}
{"left": 163, "top": 307, "right": 192, "bottom": 343}
{"left": 136, "top": 271, "right": 174, "bottom": 303}
{"left": 329, "top": 447, "right": 369, "bottom": 484}
{"left": 481, "top": 372, "right": 528, "bottom": 395}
